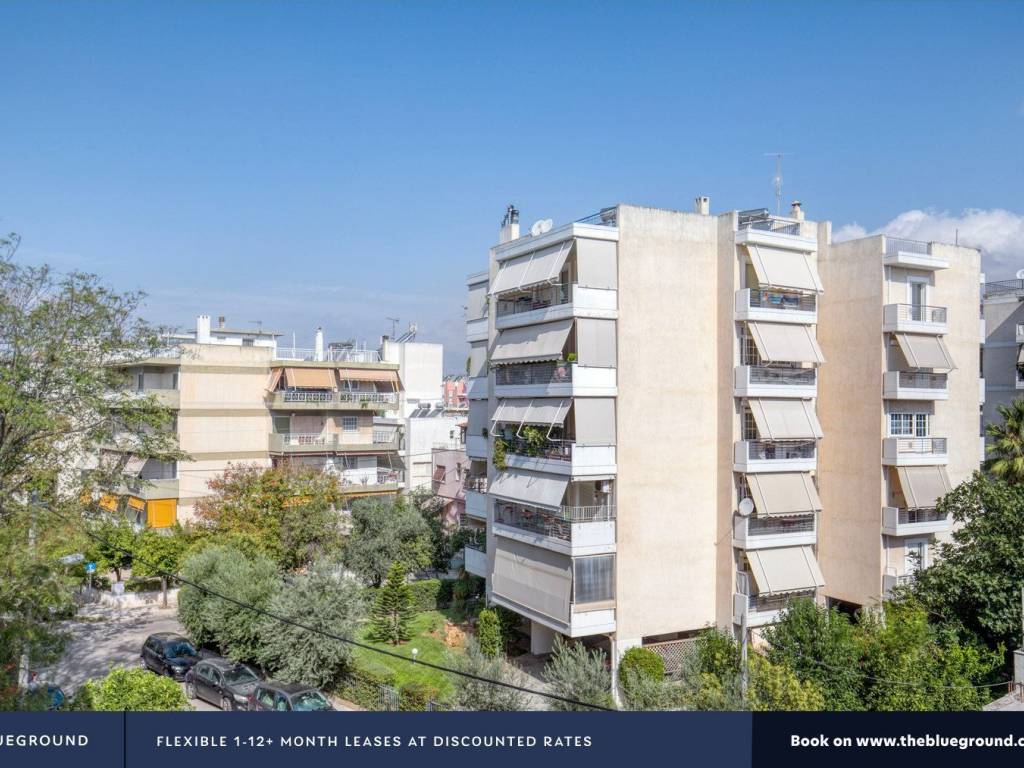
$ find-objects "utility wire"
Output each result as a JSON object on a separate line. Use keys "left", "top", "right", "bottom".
{"left": 35, "top": 502, "right": 613, "bottom": 712}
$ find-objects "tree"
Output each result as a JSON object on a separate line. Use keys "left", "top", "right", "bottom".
{"left": 368, "top": 563, "right": 415, "bottom": 645}
{"left": 476, "top": 609, "right": 501, "bottom": 657}
{"left": 195, "top": 464, "right": 345, "bottom": 570}
{"left": 747, "top": 655, "right": 825, "bottom": 711}
{"left": 87, "top": 516, "right": 138, "bottom": 582}
{"left": 983, "top": 398, "right": 1024, "bottom": 483}
{"left": 762, "top": 597, "right": 864, "bottom": 710}
{"left": 543, "top": 636, "right": 613, "bottom": 711}
{"left": 177, "top": 545, "right": 280, "bottom": 661}
{"left": 343, "top": 495, "right": 432, "bottom": 586}
{"left": 258, "top": 565, "right": 365, "bottom": 687}
{"left": 909, "top": 474, "right": 1024, "bottom": 654}
{"left": 448, "top": 639, "right": 529, "bottom": 711}
{"left": 72, "top": 666, "right": 189, "bottom": 711}
{"left": 132, "top": 527, "right": 189, "bottom": 606}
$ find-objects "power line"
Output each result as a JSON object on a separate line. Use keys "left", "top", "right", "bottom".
{"left": 34, "top": 502, "right": 613, "bottom": 712}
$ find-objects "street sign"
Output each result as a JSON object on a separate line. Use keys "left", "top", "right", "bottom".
{"left": 59, "top": 553, "right": 85, "bottom": 566}
{"left": 84, "top": 561, "right": 97, "bottom": 574}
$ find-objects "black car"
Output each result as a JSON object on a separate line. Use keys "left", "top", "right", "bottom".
{"left": 140, "top": 632, "right": 200, "bottom": 680}
{"left": 248, "top": 681, "right": 334, "bottom": 712}
{"left": 185, "top": 657, "right": 261, "bottom": 711}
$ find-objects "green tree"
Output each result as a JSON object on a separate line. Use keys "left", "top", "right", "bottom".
{"left": 368, "top": 563, "right": 415, "bottom": 645}
{"left": 195, "top": 464, "right": 345, "bottom": 570}
{"left": 762, "top": 598, "right": 864, "bottom": 710}
{"left": 87, "top": 516, "right": 138, "bottom": 582}
{"left": 343, "top": 496, "right": 432, "bottom": 586}
{"left": 543, "top": 636, "right": 613, "bottom": 711}
{"left": 72, "top": 666, "right": 189, "bottom": 711}
{"left": 747, "top": 655, "right": 825, "bottom": 711}
{"left": 448, "top": 639, "right": 529, "bottom": 711}
{"left": 132, "top": 527, "right": 189, "bottom": 607}
{"left": 258, "top": 565, "right": 365, "bottom": 687}
{"left": 476, "top": 609, "right": 501, "bottom": 657}
{"left": 983, "top": 398, "right": 1024, "bottom": 483}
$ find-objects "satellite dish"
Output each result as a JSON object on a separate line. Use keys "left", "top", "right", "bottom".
{"left": 737, "top": 497, "right": 755, "bottom": 517}
{"left": 1016, "top": 269, "right": 1024, "bottom": 280}
{"left": 530, "top": 219, "right": 554, "bottom": 237}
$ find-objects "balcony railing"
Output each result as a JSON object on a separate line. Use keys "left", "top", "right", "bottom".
{"left": 889, "top": 303, "right": 947, "bottom": 323}
{"left": 503, "top": 436, "right": 571, "bottom": 462}
{"left": 270, "top": 432, "right": 400, "bottom": 452}
{"left": 494, "top": 361, "right": 572, "bottom": 387}
{"left": 338, "top": 469, "right": 405, "bottom": 489}
{"left": 737, "top": 212, "right": 802, "bottom": 235}
{"left": 464, "top": 476, "right": 489, "bottom": 493}
{"left": 892, "top": 507, "right": 946, "bottom": 525}
{"left": 747, "top": 515, "right": 815, "bottom": 536}
{"left": 884, "top": 237, "right": 930, "bottom": 256}
{"left": 271, "top": 390, "right": 399, "bottom": 408}
{"left": 895, "top": 372, "right": 948, "bottom": 390}
{"left": 576, "top": 208, "right": 617, "bottom": 227}
{"left": 494, "top": 503, "right": 616, "bottom": 542}
{"left": 747, "top": 289, "right": 816, "bottom": 312}
{"left": 496, "top": 283, "right": 571, "bottom": 316}
{"left": 743, "top": 439, "right": 816, "bottom": 461}
{"left": 889, "top": 437, "right": 947, "bottom": 455}
{"left": 747, "top": 366, "right": 816, "bottom": 386}
{"left": 274, "top": 347, "right": 382, "bottom": 363}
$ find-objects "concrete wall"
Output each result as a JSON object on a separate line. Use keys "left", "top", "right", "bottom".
{"left": 383, "top": 340, "right": 444, "bottom": 413}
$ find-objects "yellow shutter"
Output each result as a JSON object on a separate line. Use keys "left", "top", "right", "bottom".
{"left": 146, "top": 499, "right": 177, "bottom": 528}
{"left": 99, "top": 494, "right": 120, "bottom": 512}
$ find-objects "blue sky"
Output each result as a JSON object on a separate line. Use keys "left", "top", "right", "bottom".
{"left": 3, "top": 1, "right": 1022, "bottom": 372}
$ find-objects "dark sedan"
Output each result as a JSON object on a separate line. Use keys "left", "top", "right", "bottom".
{"left": 248, "top": 682, "right": 334, "bottom": 712}
{"left": 185, "top": 657, "right": 261, "bottom": 711}
{"left": 140, "top": 632, "right": 200, "bottom": 681}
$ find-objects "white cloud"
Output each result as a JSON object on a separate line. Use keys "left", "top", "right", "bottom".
{"left": 834, "top": 208, "right": 1024, "bottom": 277}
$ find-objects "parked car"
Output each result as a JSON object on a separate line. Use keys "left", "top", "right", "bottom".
{"left": 184, "top": 657, "right": 261, "bottom": 711}
{"left": 248, "top": 681, "right": 334, "bottom": 712}
{"left": 140, "top": 632, "right": 200, "bottom": 680}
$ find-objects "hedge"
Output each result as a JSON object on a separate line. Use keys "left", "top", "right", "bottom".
{"left": 336, "top": 658, "right": 397, "bottom": 711}
{"left": 398, "top": 681, "right": 440, "bottom": 712}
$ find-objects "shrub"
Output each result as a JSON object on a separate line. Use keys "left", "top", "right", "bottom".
{"left": 448, "top": 639, "right": 529, "bottom": 711}
{"left": 73, "top": 667, "right": 189, "bottom": 711}
{"left": 543, "top": 636, "right": 614, "bottom": 711}
{"left": 398, "top": 681, "right": 439, "bottom": 711}
{"left": 619, "top": 647, "right": 664, "bottom": 685}
{"left": 337, "top": 657, "right": 398, "bottom": 711}
{"left": 476, "top": 609, "right": 501, "bottom": 657}
{"left": 407, "top": 579, "right": 442, "bottom": 611}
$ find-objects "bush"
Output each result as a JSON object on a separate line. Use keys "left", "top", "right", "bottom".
{"left": 448, "top": 639, "right": 529, "bottom": 711}
{"left": 336, "top": 657, "right": 397, "bottom": 711}
{"left": 620, "top": 647, "right": 664, "bottom": 685}
{"left": 398, "top": 681, "right": 439, "bottom": 711}
{"left": 436, "top": 578, "right": 456, "bottom": 606}
{"left": 72, "top": 667, "right": 189, "bottom": 711}
{"left": 543, "top": 636, "right": 614, "bottom": 711}
{"left": 476, "top": 609, "right": 501, "bottom": 657}
{"left": 408, "top": 579, "right": 442, "bottom": 611}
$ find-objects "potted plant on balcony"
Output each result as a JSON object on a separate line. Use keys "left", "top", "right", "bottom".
{"left": 492, "top": 435, "right": 508, "bottom": 470}
{"left": 521, "top": 426, "right": 547, "bottom": 457}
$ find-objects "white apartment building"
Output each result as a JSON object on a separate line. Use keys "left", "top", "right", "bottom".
{"left": 981, "top": 278, "right": 1024, "bottom": 424}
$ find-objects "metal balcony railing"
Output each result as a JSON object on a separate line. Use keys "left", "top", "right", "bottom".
{"left": 494, "top": 503, "right": 616, "bottom": 542}
{"left": 464, "top": 476, "right": 489, "bottom": 493}
{"left": 892, "top": 507, "right": 947, "bottom": 525}
{"left": 464, "top": 537, "right": 486, "bottom": 553}
{"left": 747, "top": 289, "right": 816, "bottom": 312}
{"left": 884, "top": 237, "right": 930, "bottom": 256}
{"left": 890, "top": 437, "right": 947, "bottom": 455}
{"left": 744, "top": 439, "right": 816, "bottom": 461}
{"left": 576, "top": 208, "right": 617, "bottom": 227}
{"left": 983, "top": 279, "right": 1024, "bottom": 299}
{"left": 496, "top": 283, "right": 571, "bottom": 316}
{"left": 747, "top": 515, "right": 815, "bottom": 536}
{"left": 270, "top": 432, "right": 400, "bottom": 451}
{"left": 274, "top": 347, "right": 382, "bottom": 363}
{"left": 338, "top": 469, "right": 405, "bottom": 489}
{"left": 273, "top": 390, "right": 399, "bottom": 407}
{"left": 891, "top": 303, "right": 947, "bottom": 323}
{"left": 896, "top": 372, "right": 948, "bottom": 389}
{"left": 747, "top": 366, "right": 817, "bottom": 386}
{"left": 494, "top": 361, "right": 572, "bottom": 387}
{"left": 737, "top": 211, "right": 802, "bottom": 235}
{"left": 504, "top": 436, "right": 571, "bottom": 462}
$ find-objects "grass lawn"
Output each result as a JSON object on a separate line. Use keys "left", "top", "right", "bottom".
{"left": 352, "top": 609, "right": 468, "bottom": 698}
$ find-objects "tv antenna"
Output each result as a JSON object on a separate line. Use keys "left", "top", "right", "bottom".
{"left": 764, "top": 151, "right": 794, "bottom": 215}
{"left": 386, "top": 317, "right": 400, "bottom": 338}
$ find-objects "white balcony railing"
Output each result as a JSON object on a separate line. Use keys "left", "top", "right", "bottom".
{"left": 734, "top": 288, "right": 817, "bottom": 325}
{"left": 734, "top": 439, "right": 817, "bottom": 472}
{"left": 881, "top": 506, "right": 950, "bottom": 536}
{"left": 882, "top": 371, "right": 948, "bottom": 400}
{"left": 882, "top": 437, "right": 948, "bottom": 465}
{"left": 882, "top": 237, "right": 948, "bottom": 270}
{"left": 882, "top": 303, "right": 948, "bottom": 333}
{"left": 274, "top": 346, "right": 381, "bottom": 363}
{"left": 269, "top": 431, "right": 401, "bottom": 452}
{"left": 733, "top": 513, "right": 816, "bottom": 549}
{"left": 734, "top": 365, "right": 817, "bottom": 398}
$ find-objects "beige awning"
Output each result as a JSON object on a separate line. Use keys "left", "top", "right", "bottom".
{"left": 490, "top": 469, "right": 567, "bottom": 510}
{"left": 572, "top": 397, "right": 616, "bottom": 445}
{"left": 124, "top": 455, "right": 147, "bottom": 477}
{"left": 748, "top": 398, "right": 823, "bottom": 440}
{"left": 490, "top": 241, "right": 572, "bottom": 295}
{"left": 491, "top": 319, "right": 573, "bottom": 365}
{"left": 747, "top": 546, "right": 825, "bottom": 596}
{"left": 747, "top": 322, "right": 825, "bottom": 364}
{"left": 893, "top": 333, "right": 956, "bottom": 371}
{"left": 492, "top": 538, "right": 572, "bottom": 623}
{"left": 267, "top": 368, "right": 284, "bottom": 391}
{"left": 895, "top": 466, "right": 952, "bottom": 510}
{"left": 745, "top": 244, "right": 823, "bottom": 293}
{"left": 338, "top": 368, "right": 400, "bottom": 384}
{"left": 745, "top": 472, "right": 822, "bottom": 516}
{"left": 492, "top": 398, "right": 570, "bottom": 427}
{"left": 283, "top": 367, "right": 337, "bottom": 389}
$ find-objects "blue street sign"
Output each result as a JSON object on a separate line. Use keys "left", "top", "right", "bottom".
{"left": 84, "top": 561, "right": 97, "bottom": 574}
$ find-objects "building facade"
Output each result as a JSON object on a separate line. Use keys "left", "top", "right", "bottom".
{"left": 981, "top": 279, "right": 1024, "bottom": 426}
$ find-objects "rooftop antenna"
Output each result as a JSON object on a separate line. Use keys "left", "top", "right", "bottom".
{"left": 764, "top": 151, "right": 794, "bottom": 215}
{"left": 247, "top": 320, "right": 263, "bottom": 333}
{"left": 386, "top": 317, "right": 399, "bottom": 339}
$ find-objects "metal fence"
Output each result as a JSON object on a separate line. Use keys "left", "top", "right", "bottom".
{"left": 884, "top": 236, "right": 930, "bottom": 256}
{"left": 897, "top": 371, "right": 948, "bottom": 389}
{"left": 737, "top": 211, "right": 802, "bottom": 235}
{"left": 891, "top": 303, "right": 947, "bottom": 323}
{"left": 496, "top": 283, "right": 571, "bottom": 316}
{"left": 495, "top": 361, "right": 572, "bottom": 387}
{"left": 747, "top": 289, "right": 816, "bottom": 312}
{"left": 744, "top": 439, "right": 816, "bottom": 461}
{"left": 747, "top": 365, "right": 816, "bottom": 386}
{"left": 576, "top": 208, "right": 618, "bottom": 227}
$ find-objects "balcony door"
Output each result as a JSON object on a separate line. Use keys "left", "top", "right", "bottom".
{"left": 904, "top": 539, "right": 928, "bottom": 574}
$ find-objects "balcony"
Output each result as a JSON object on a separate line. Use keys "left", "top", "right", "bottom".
{"left": 882, "top": 237, "right": 948, "bottom": 270}
{"left": 466, "top": 435, "right": 488, "bottom": 459}
{"left": 269, "top": 431, "right": 401, "bottom": 454}
{"left": 882, "top": 303, "right": 948, "bottom": 334}
{"left": 732, "top": 572, "right": 813, "bottom": 628}
{"left": 501, "top": 437, "right": 616, "bottom": 477}
{"left": 466, "top": 316, "right": 488, "bottom": 343}
{"left": 734, "top": 439, "right": 816, "bottom": 473}
{"left": 493, "top": 503, "right": 616, "bottom": 556}
{"left": 734, "top": 288, "right": 817, "bottom": 325}
{"left": 463, "top": 541, "right": 488, "bottom": 578}
{"left": 494, "top": 283, "right": 617, "bottom": 330}
{"left": 881, "top": 506, "right": 950, "bottom": 536}
{"left": 883, "top": 371, "right": 949, "bottom": 401}
{"left": 121, "top": 477, "right": 179, "bottom": 501}
{"left": 267, "top": 390, "right": 399, "bottom": 410}
{"left": 493, "top": 361, "right": 616, "bottom": 398}
{"left": 734, "top": 365, "right": 817, "bottom": 398}
{"left": 464, "top": 476, "right": 488, "bottom": 519}
{"left": 274, "top": 347, "right": 381, "bottom": 363}
{"left": 338, "top": 468, "right": 405, "bottom": 494}
{"left": 122, "top": 388, "right": 180, "bottom": 409}
{"left": 733, "top": 513, "right": 816, "bottom": 550}
{"left": 466, "top": 376, "right": 488, "bottom": 400}
{"left": 882, "top": 437, "right": 948, "bottom": 466}
{"left": 883, "top": 568, "right": 916, "bottom": 596}
{"left": 735, "top": 213, "right": 816, "bottom": 251}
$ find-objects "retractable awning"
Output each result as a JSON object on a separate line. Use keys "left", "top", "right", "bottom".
{"left": 491, "top": 319, "right": 573, "bottom": 365}
{"left": 748, "top": 398, "right": 823, "bottom": 440}
{"left": 747, "top": 322, "right": 825, "bottom": 364}
{"left": 1019, "top": 346, "right": 1024, "bottom": 364}
{"left": 492, "top": 398, "right": 571, "bottom": 427}
{"left": 283, "top": 367, "right": 337, "bottom": 389}
{"left": 337, "top": 368, "right": 401, "bottom": 385}
{"left": 744, "top": 472, "right": 822, "bottom": 516}
{"left": 267, "top": 368, "right": 284, "bottom": 391}
{"left": 893, "top": 333, "right": 956, "bottom": 371}
{"left": 745, "top": 244, "right": 823, "bottom": 293}
{"left": 489, "top": 469, "right": 568, "bottom": 510}
{"left": 895, "top": 466, "right": 952, "bottom": 510}
{"left": 490, "top": 241, "right": 572, "bottom": 295}
{"left": 124, "top": 455, "right": 147, "bottom": 477}
{"left": 747, "top": 546, "right": 825, "bottom": 596}
{"left": 492, "top": 538, "right": 572, "bottom": 623}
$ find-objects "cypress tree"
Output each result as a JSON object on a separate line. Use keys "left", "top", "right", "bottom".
{"left": 370, "top": 562, "right": 415, "bottom": 644}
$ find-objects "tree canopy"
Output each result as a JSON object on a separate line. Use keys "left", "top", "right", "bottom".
{"left": 983, "top": 397, "right": 1024, "bottom": 483}
{"left": 342, "top": 495, "right": 432, "bottom": 586}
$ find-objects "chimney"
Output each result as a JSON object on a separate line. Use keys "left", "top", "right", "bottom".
{"left": 217, "top": 315, "right": 226, "bottom": 328}
{"left": 314, "top": 327, "right": 324, "bottom": 361}
{"left": 196, "top": 314, "right": 211, "bottom": 344}
{"left": 790, "top": 200, "right": 805, "bottom": 221}
{"left": 499, "top": 203, "right": 520, "bottom": 244}
{"left": 694, "top": 196, "right": 710, "bottom": 216}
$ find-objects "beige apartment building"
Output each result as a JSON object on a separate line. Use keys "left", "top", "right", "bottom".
{"left": 464, "top": 201, "right": 832, "bottom": 668}
{"left": 106, "top": 315, "right": 405, "bottom": 527}
{"left": 817, "top": 237, "right": 981, "bottom": 609}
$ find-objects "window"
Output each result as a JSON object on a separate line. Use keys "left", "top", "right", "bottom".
{"left": 137, "top": 373, "right": 145, "bottom": 391}
{"left": 740, "top": 332, "right": 761, "bottom": 366}
{"left": 242, "top": 338, "right": 254, "bottom": 347}
{"left": 742, "top": 408, "right": 759, "bottom": 440}
{"left": 890, "top": 412, "right": 929, "bottom": 437}
{"left": 341, "top": 416, "right": 358, "bottom": 432}
{"left": 573, "top": 555, "right": 615, "bottom": 604}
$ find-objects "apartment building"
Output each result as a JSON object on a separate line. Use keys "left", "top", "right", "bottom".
{"left": 816, "top": 236, "right": 981, "bottom": 608}
{"left": 981, "top": 278, "right": 1024, "bottom": 424}
{"left": 108, "top": 316, "right": 406, "bottom": 526}
{"left": 464, "top": 201, "right": 830, "bottom": 666}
